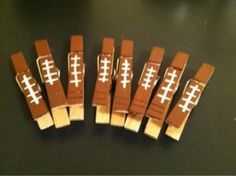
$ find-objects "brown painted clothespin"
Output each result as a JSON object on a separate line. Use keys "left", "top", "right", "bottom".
{"left": 92, "top": 38, "right": 115, "bottom": 124}
{"left": 165, "top": 63, "right": 215, "bottom": 141}
{"left": 35, "top": 39, "right": 70, "bottom": 128}
{"left": 67, "top": 35, "right": 85, "bottom": 121}
{"left": 144, "top": 52, "right": 189, "bottom": 139}
{"left": 124, "top": 47, "right": 165, "bottom": 132}
{"left": 110, "top": 40, "right": 134, "bottom": 127}
{"left": 11, "top": 52, "right": 54, "bottom": 130}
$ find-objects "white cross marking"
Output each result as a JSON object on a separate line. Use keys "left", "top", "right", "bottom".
{"left": 157, "top": 69, "right": 177, "bottom": 104}
{"left": 178, "top": 84, "right": 201, "bottom": 113}
{"left": 42, "top": 59, "right": 58, "bottom": 85}
{"left": 21, "top": 75, "right": 42, "bottom": 104}
{"left": 141, "top": 66, "right": 156, "bottom": 90}
{"left": 24, "top": 83, "right": 36, "bottom": 90}
{"left": 27, "top": 91, "right": 39, "bottom": 97}
{"left": 98, "top": 58, "right": 110, "bottom": 83}
{"left": 42, "top": 65, "right": 53, "bottom": 70}
{"left": 44, "top": 72, "right": 57, "bottom": 78}
{"left": 45, "top": 78, "right": 59, "bottom": 84}
{"left": 70, "top": 55, "right": 82, "bottom": 87}
{"left": 120, "top": 59, "right": 131, "bottom": 88}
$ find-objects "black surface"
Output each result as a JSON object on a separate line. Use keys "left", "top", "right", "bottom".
{"left": 0, "top": 0, "right": 236, "bottom": 175}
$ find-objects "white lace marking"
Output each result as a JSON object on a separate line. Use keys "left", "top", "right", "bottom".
{"left": 178, "top": 84, "right": 201, "bottom": 113}
{"left": 44, "top": 72, "right": 57, "bottom": 77}
{"left": 70, "top": 55, "right": 82, "bottom": 87}
{"left": 24, "top": 83, "right": 36, "bottom": 90}
{"left": 120, "top": 59, "right": 131, "bottom": 88}
{"left": 141, "top": 66, "right": 156, "bottom": 90}
{"left": 157, "top": 69, "right": 177, "bottom": 104}
{"left": 21, "top": 75, "right": 42, "bottom": 104}
{"left": 98, "top": 57, "right": 110, "bottom": 83}
{"left": 42, "top": 59, "right": 58, "bottom": 85}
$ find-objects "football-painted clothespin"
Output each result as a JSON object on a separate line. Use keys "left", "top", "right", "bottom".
{"left": 35, "top": 39, "right": 70, "bottom": 128}
{"left": 144, "top": 52, "right": 189, "bottom": 139}
{"left": 67, "top": 35, "right": 85, "bottom": 121}
{"left": 11, "top": 52, "right": 54, "bottom": 130}
{"left": 165, "top": 63, "right": 215, "bottom": 141}
{"left": 110, "top": 40, "right": 134, "bottom": 127}
{"left": 92, "top": 38, "right": 115, "bottom": 124}
{"left": 124, "top": 47, "right": 165, "bottom": 132}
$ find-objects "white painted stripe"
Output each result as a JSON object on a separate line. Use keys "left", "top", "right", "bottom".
{"left": 165, "top": 79, "right": 176, "bottom": 84}
{"left": 186, "top": 92, "right": 196, "bottom": 98}
{"left": 157, "top": 94, "right": 170, "bottom": 102}
{"left": 178, "top": 104, "right": 191, "bottom": 112}
{"left": 157, "top": 69, "right": 177, "bottom": 104}
{"left": 161, "top": 86, "right": 173, "bottom": 92}
{"left": 190, "top": 85, "right": 201, "bottom": 92}
{"left": 24, "top": 83, "right": 36, "bottom": 90}
{"left": 178, "top": 84, "right": 200, "bottom": 113}
{"left": 30, "top": 96, "right": 42, "bottom": 103}
{"left": 22, "top": 75, "right": 41, "bottom": 104}
{"left": 71, "top": 71, "right": 82, "bottom": 75}
{"left": 182, "top": 98, "right": 195, "bottom": 105}
{"left": 71, "top": 63, "right": 80, "bottom": 67}
{"left": 42, "top": 60, "right": 53, "bottom": 65}
{"left": 21, "top": 76, "right": 32, "bottom": 83}
{"left": 42, "top": 65, "right": 54, "bottom": 70}
{"left": 120, "top": 59, "right": 131, "bottom": 88}
{"left": 98, "top": 57, "right": 111, "bottom": 83}
{"left": 45, "top": 78, "right": 59, "bottom": 83}
{"left": 27, "top": 91, "right": 39, "bottom": 97}
{"left": 141, "top": 66, "right": 156, "bottom": 90}
{"left": 70, "top": 55, "right": 82, "bottom": 87}
{"left": 44, "top": 72, "right": 57, "bottom": 77}
{"left": 99, "top": 78, "right": 109, "bottom": 82}
{"left": 41, "top": 59, "right": 58, "bottom": 85}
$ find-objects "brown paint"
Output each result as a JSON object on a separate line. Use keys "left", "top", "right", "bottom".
{"left": 92, "top": 37, "right": 115, "bottom": 106}
{"left": 67, "top": 35, "right": 84, "bottom": 105}
{"left": 129, "top": 47, "right": 164, "bottom": 116}
{"left": 34, "top": 39, "right": 67, "bottom": 109}
{"left": 145, "top": 52, "right": 189, "bottom": 121}
{"left": 112, "top": 40, "right": 134, "bottom": 112}
{"left": 11, "top": 52, "right": 49, "bottom": 119}
{"left": 166, "top": 63, "right": 215, "bottom": 127}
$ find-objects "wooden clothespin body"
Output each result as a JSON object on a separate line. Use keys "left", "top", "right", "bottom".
{"left": 11, "top": 52, "right": 54, "bottom": 130}
{"left": 124, "top": 47, "right": 165, "bottom": 132}
{"left": 165, "top": 63, "right": 215, "bottom": 141}
{"left": 92, "top": 38, "right": 115, "bottom": 124}
{"left": 144, "top": 52, "right": 189, "bottom": 139}
{"left": 111, "top": 40, "right": 134, "bottom": 127}
{"left": 67, "top": 35, "right": 85, "bottom": 121}
{"left": 35, "top": 39, "right": 70, "bottom": 128}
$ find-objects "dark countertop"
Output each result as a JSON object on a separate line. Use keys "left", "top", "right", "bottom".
{"left": 0, "top": 0, "right": 235, "bottom": 174}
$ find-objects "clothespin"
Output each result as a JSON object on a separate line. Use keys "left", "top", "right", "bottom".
{"left": 144, "top": 52, "right": 189, "bottom": 139}
{"left": 110, "top": 40, "right": 134, "bottom": 127}
{"left": 67, "top": 35, "right": 85, "bottom": 121}
{"left": 34, "top": 39, "right": 70, "bottom": 128}
{"left": 165, "top": 63, "right": 215, "bottom": 141}
{"left": 124, "top": 47, "right": 165, "bottom": 132}
{"left": 92, "top": 38, "right": 115, "bottom": 124}
{"left": 11, "top": 52, "right": 54, "bottom": 130}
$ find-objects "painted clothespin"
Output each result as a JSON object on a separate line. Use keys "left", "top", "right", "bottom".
{"left": 67, "top": 35, "right": 85, "bottom": 121}
{"left": 144, "top": 52, "right": 189, "bottom": 139}
{"left": 35, "top": 39, "right": 70, "bottom": 128}
{"left": 92, "top": 38, "right": 115, "bottom": 124}
{"left": 165, "top": 63, "right": 215, "bottom": 141}
{"left": 124, "top": 47, "right": 165, "bottom": 132}
{"left": 110, "top": 40, "right": 134, "bottom": 127}
{"left": 11, "top": 52, "right": 54, "bottom": 130}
